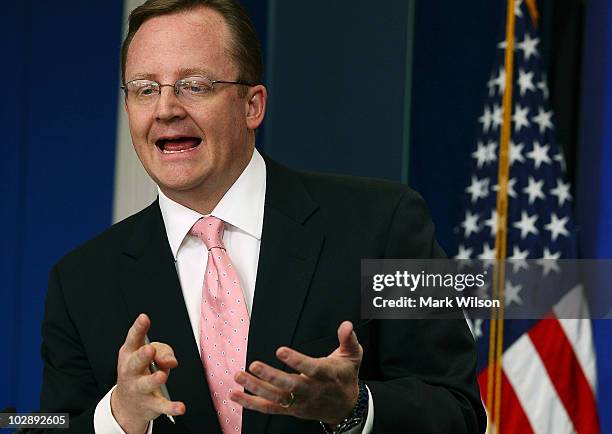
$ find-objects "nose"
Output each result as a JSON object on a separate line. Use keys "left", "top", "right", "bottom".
{"left": 154, "top": 85, "right": 187, "bottom": 122}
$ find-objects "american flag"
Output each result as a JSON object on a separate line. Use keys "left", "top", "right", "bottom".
{"left": 455, "top": 1, "right": 600, "bottom": 432}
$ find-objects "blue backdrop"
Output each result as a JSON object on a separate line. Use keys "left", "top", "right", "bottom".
{"left": 0, "top": 0, "right": 124, "bottom": 414}
{"left": 576, "top": 0, "right": 612, "bottom": 430}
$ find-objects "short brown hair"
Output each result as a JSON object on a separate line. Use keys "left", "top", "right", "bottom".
{"left": 121, "top": 0, "right": 263, "bottom": 85}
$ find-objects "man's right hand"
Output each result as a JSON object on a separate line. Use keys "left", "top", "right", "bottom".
{"left": 111, "top": 313, "right": 186, "bottom": 434}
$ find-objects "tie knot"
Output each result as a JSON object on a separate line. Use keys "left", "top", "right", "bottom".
{"left": 191, "top": 216, "right": 225, "bottom": 250}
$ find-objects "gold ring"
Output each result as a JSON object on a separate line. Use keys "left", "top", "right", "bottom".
{"left": 279, "top": 392, "right": 296, "bottom": 408}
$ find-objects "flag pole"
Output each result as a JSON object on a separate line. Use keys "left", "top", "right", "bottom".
{"left": 487, "top": 0, "right": 516, "bottom": 432}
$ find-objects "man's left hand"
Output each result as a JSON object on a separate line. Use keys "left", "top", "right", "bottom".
{"left": 230, "top": 321, "right": 362, "bottom": 426}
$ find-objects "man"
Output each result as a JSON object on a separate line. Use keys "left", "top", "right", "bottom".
{"left": 38, "top": 1, "right": 486, "bottom": 433}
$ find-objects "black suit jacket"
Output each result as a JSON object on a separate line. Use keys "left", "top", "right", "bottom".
{"left": 37, "top": 158, "right": 486, "bottom": 433}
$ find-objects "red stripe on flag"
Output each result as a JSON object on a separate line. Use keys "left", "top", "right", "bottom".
{"left": 478, "top": 366, "right": 534, "bottom": 433}
{"left": 528, "top": 318, "right": 600, "bottom": 434}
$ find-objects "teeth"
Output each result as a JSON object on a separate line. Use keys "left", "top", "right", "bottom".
{"left": 162, "top": 147, "right": 195, "bottom": 154}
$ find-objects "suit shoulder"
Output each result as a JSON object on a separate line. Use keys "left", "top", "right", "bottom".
{"left": 271, "top": 163, "right": 442, "bottom": 258}
{"left": 294, "top": 168, "right": 426, "bottom": 210}
{"left": 55, "top": 202, "right": 157, "bottom": 271}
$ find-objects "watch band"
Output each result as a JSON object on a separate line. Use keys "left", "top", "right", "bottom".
{"left": 320, "top": 381, "right": 369, "bottom": 434}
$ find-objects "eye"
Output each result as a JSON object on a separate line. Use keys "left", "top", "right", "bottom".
{"left": 180, "top": 78, "right": 213, "bottom": 95}
{"left": 127, "top": 81, "right": 159, "bottom": 99}
{"left": 137, "top": 85, "right": 157, "bottom": 97}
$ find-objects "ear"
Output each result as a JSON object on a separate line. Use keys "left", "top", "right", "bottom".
{"left": 245, "top": 84, "right": 267, "bottom": 130}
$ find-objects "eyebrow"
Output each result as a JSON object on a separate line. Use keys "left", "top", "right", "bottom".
{"left": 126, "top": 68, "right": 216, "bottom": 82}
{"left": 178, "top": 67, "right": 215, "bottom": 78}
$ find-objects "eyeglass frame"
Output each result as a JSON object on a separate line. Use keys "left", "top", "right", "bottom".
{"left": 120, "top": 75, "right": 256, "bottom": 105}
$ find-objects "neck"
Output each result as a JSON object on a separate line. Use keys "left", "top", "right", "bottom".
{"left": 160, "top": 147, "right": 254, "bottom": 215}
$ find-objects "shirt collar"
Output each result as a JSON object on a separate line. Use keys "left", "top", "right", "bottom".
{"left": 158, "top": 148, "right": 266, "bottom": 259}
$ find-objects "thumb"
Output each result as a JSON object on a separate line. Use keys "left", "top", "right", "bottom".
{"left": 337, "top": 321, "right": 361, "bottom": 356}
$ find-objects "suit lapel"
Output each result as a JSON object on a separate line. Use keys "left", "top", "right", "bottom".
{"left": 242, "top": 159, "right": 324, "bottom": 434}
{"left": 119, "top": 202, "right": 222, "bottom": 434}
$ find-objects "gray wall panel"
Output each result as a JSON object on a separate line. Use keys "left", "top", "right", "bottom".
{"left": 263, "top": 0, "right": 413, "bottom": 181}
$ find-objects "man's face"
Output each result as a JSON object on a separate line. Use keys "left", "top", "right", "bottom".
{"left": 124, "top": 7, "right": 264, "bottom": 202}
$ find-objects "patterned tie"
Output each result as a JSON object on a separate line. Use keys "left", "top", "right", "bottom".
{"left": 191, "top": 216, "right": 250, "bottom": 434}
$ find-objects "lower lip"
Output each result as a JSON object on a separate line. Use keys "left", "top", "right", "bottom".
{"left": 156, "top": 141, "right": 202, "bottom": 158}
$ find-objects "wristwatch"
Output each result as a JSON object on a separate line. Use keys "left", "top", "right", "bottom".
{"left": 320, "top": 381, "right": 369, "bottom": 434}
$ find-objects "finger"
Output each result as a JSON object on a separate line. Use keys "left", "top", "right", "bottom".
{"left": 337, "top": 321, "right": 360, "bottom": 356}
{"left": 126, "top": 343, "right": 156, "bottom": 375}
{"left": 249, "top": 360, "right": 309, "bottom": 392}
{"left": 229, "top": 390, "right": 288, "bottom": 416}
{"left": 124, "top": 313, "right": 150, "bottom": 352}
{"left": 276, "top": 347, "right": 323, "bottom": 379}
{"left": 149, "top": 395, "right": 186, "bottom": 417}
{"left": 136, "top": 369, "right": 168, "bottom": 395}
{"left": 150, "top": 342, "right": 178, "bottom": 370}
{"left": 152, "top": 380, "right": 185, "bottom": 416}
{"left": 234, "top": 371, "right": 291, "bottom": 405}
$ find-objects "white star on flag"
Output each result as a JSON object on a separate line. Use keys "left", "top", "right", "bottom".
{"left": 478, "top": 243, "right": 496, "bottom": 267}
{"left": 554, "top": 151, "right": 567, "bottom": 172}
{"left": 517, "top": 68, "right": 536, "bottom": 96}
{"left": 545, "top": 212, "right": 570, "bottom": 242}
{"left": 537, "top": 74, "right": 549, "bottom": 99}
{"left": 510, "top": 141, "right": 526, "bottom": 166}
{"left": 513, "top": 104, "right": 530, "bottom": 132}
{"left": 527, "top": 141, "right": 551, "bottom": 169}
{"left": 517, "top": 33, "right": 539, "bottom": 61}
{"left": 492, "top": 104, "right": 503, "bottom": 130}
{"left": 513, "top": 211, "right": 539, "bottom": 239}
{"left": 493, "top": 68, "right": 506, "bottom": 96}
{"left": 532, "top": 107, "right": 554, "bottom": 134}
{"left": 509, "top": 246, "right": 529, "bottom": 273}
{"left": 536, "top": 248, "right": 562, "bottom": 276}
{"left": 523, "top": 176, "right": 546, "bottom": 204}
{"left": 455, "top": 245, "right": 473, "bottom": 260}
{"left": 472, "top": 142, "right": 489, "bottom": 168}
{"left": 479, "top": 106, "right": 493, "bottom": 133}
{"left": 514, "top": 0, "right": 524, "bottom": 18}
{"left": 484, "top": 209, "right": 499, "bottom": 237}
{"left": 484, "top": 141, "right": 497, "bottom": 164}
{"left": 461, "top": 211, "right": 480, "bottom": 238}
{"left": 505, "top": 280, "right": 523, "bottom": 306}
{"left": 550, "top": 178, "right": 572, "bottom": 207}
{"left": 466, "top": 176, "right": 490, "bottom": 203}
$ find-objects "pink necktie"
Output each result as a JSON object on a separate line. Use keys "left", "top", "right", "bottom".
{"left": 191, "top": 216, "right": 250, "bottom": 433}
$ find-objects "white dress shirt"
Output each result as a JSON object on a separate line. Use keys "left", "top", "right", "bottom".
{"left": 93, "top": 149, "right": 373, "bottom": 433}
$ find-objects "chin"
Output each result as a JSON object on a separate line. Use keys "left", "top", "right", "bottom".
{"left": 156, "top": 172, "right": 211, "bottom": 194}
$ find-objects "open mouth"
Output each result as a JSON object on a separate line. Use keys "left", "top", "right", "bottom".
{"left": 156, "top": 137, "right": 202, "bottom": 154}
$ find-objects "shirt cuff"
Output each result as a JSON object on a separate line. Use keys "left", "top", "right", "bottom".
{"left": 344, "top": 384, "right": 374, "bottom": 434}
{"left": 93, "top": 385, "right": 153, "bottom": 434}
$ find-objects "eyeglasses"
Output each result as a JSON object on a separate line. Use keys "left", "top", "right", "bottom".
{"left": 121, "top": 75, "right": 253, "bottom": 106}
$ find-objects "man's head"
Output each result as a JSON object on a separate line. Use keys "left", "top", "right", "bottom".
{"left": 122, "top": 0, "right": 267, "bottom": 212}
